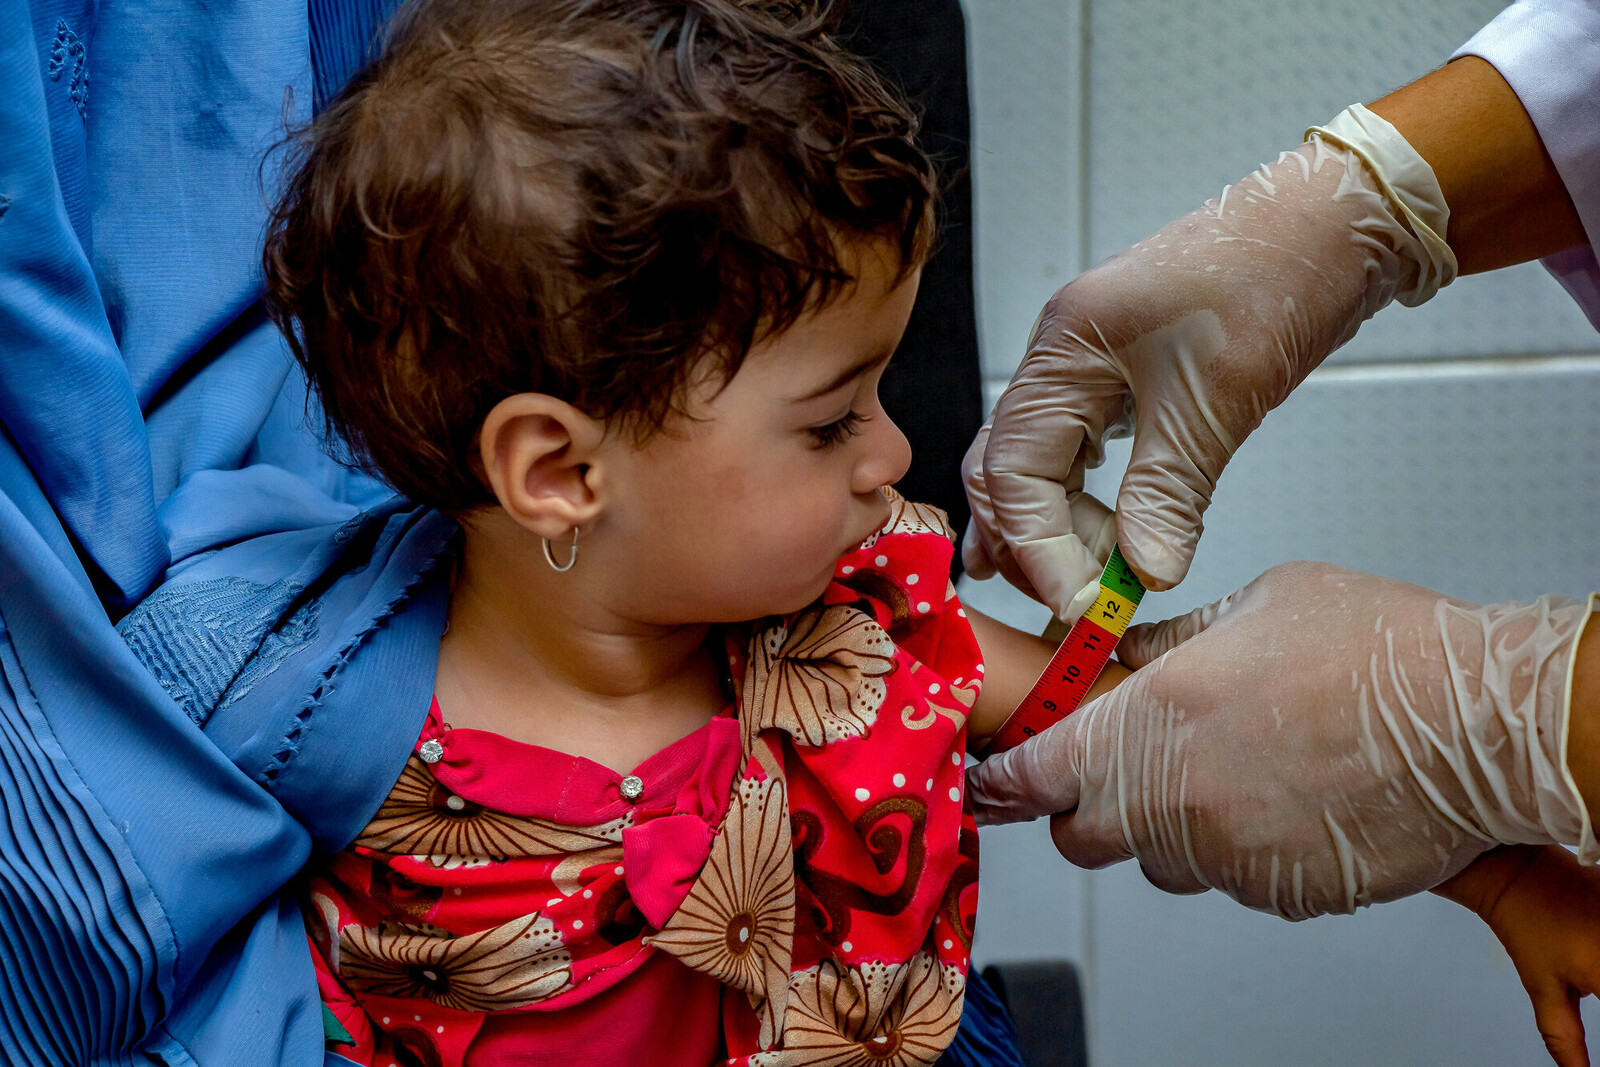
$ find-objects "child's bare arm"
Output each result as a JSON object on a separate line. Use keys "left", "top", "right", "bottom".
{"left": 1433, "top": 846, "right": 1600, "bottom": 1067}
{"left": 962, "top": 604, "right": 1130, "bottom": 754}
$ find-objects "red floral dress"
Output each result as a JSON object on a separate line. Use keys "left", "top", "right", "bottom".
{"left": 305, "top": 492, "right": 984, "bottom": 1066}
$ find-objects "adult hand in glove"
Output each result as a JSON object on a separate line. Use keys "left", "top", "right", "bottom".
{"left": 965, "top": 562, "right": 1597, "bottom": 919}
{"left": 963, "top": 56, "right": 1588, "bottom": 621}
{"left": 962, "top": 108, "right": 1454, "bottom": 619}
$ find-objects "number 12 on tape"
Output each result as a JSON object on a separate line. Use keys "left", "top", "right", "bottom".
{"left": 987, "top": 544, "right": 1145, "bottom": 753}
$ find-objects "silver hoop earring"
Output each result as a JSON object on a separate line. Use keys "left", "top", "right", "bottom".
{"left": 541, "top": 528, "right": 579, "bottom": 573}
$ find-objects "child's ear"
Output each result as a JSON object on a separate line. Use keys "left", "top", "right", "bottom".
{"left": 477, "top": 394, "right": 607, "bottom": 540}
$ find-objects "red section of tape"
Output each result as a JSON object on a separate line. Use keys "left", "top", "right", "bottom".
{"left": 988, "top": 617, "right": 1119, "bottom": 753}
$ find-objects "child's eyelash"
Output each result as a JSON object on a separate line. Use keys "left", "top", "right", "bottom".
{"left": 808, "top": 411, "right": 867, "bottom": 449}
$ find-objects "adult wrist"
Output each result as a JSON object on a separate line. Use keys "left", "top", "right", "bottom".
{"left": 1435, "top": 596, "right": 1594, "bottom": 854}
{"left": 1306, "top": 103, "right": 1458, "bottom": 307}
{"left": 1368, "top": 55, "right": 1586, "bottom": 274}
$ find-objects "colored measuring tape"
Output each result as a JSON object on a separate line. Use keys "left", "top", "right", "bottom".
{"left": 988, "top": 544, "right": 1146, "bottom": 753}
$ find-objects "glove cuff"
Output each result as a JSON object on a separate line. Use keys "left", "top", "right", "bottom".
{"left": 1560, "top": 593, "right": 1599, "bottom": 863}
{"left": 1435, "top": 595, "right": 1594, "bottom": 854}
{"left": 1306, "top": 103, "right": 1459, "bottom": 307}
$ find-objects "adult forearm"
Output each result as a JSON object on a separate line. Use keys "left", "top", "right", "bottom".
{"left": 1369, "top": 55, "right": 1586, "bottom": 275}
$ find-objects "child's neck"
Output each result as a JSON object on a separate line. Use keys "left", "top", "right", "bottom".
{"left": 434, "top": 516, "right": 726, "bottom": 774}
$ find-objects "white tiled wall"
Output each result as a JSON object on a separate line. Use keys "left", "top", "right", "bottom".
{"left": 970, "top": 0, "right": 1599, "bottom": 385}
{"left": 965, "top": 0, "right": 1084, "bottom": 389}
{"left": 963, "top": 1, "right": 1600, "bottom": 1063}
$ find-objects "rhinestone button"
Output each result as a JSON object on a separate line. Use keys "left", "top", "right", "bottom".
{"left": 619, "top": 775, "right": 644, "bottom": 802}
{"left": 419, "top": 738, "right": 445, "bottom": 764}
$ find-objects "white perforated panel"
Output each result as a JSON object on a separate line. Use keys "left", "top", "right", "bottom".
{"left": 1081, "top": 866, "right": 1598, "bottom": 1067}
{"left": 966, "top": 0, "right": 1084, "bottom": 380}
{"left": 1085, "top": 0, "right": 1506, "bottom": 256}
{"left": 1083, "top": 0, "right": 1599, "bottom": 369}
{"left": 1094, "top": 358, "right": 1600, "bottom": 615}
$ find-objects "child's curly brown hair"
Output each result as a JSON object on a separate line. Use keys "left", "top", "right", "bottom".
{"left": 263, "top": 0, "right": 938, "bottom": 514}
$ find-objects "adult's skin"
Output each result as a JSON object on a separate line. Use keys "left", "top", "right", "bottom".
{"left": 969, "top": 50, "right": 1600, "bottom": 807}
{"left": 1385, "top": 57, "right": 1583, "bottom": 272}
{"left": 960, "top": 49, "right": 1600, "bottom": 951}
{"left": 1380, "top": 56, "right": 1600, "bottom": 840}
{"left": 963, "top": 47, "right": 1600, "bottom": 1055}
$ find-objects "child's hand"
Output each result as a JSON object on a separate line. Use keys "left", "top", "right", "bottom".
{"left": 1435, "top": 846, "right": 1600, "bottom": 1066}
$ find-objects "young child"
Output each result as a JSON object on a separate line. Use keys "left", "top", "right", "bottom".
{"left": 259, "top": 1, "right": 1079, "bottom": 1062}
{"left": 243, "top": 1, "right": 1600, "bottom": 1064}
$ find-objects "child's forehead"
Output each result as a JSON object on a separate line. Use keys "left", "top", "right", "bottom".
{"left": 729, "top": 258, "right": 921, "bottom": 394}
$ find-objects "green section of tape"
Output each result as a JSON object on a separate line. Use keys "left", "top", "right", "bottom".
{"left": 1100, "top": 544, "right": 1145, "bottom": 604}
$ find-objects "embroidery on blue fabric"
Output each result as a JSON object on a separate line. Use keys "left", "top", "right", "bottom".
{"left": 221, "top": 597, "right": 323, "bottom": 712}
{"left": 48, "top": 20, "right": 89, "bottom": 120}
{"left": 117, "top": 576, "right": 317, "bottom": 726}
{"left": 258, "top": 533, "right": 456, "bottom": 788}
{"left": 330, "top": 510, "right": 380, "bottom": 577}
{"left": 331, "top": 513, "right": 366, "bottom": 546}
{"left": 0, "top": 194, "right": 10, "bottom": 219}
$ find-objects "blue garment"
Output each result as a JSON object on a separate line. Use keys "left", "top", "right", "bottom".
{"left": 940, "top": 968, "right": 1030, "bottom": 1067}
{"left": 0, "top": 1, "right": 1030, "bottom": 1063}
{"left": 0, "top": 0, "right": 390, "bottom": 1060}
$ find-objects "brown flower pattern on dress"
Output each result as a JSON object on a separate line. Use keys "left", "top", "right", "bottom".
{"left": 743, "top": 606, "right": 895, "bottom": 750}
{"left": 749, "top": 953, "right": 965, "bottom": 1067}
{"left": 301, "top": 501, "right": 982, "bottom": 1065}
{"left": 648, "top": 775, "right": 796, "bottom": 1030}
{"left": 357, "top": 757, "right": 631, "bottom": 859}
{"left": 550, "top": 844, "right": 625, "bottom": 897}
{"left": 878, "top": 489, "right": 954, "bottom": 542}
{"left": 339, "top": 912, "right": 572, "bottom": 1011}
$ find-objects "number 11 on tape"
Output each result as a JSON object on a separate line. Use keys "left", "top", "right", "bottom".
{"left": 987, "top": 544, "right": 1145, "bottom": 754}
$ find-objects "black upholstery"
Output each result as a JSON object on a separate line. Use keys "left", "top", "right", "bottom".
{"left": 841, "top": 0, "right": 986, "bottom": 572}
{"left": 982, "top": 961, "right": 1092, "bottom": 1067}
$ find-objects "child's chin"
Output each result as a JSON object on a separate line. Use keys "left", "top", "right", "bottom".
{"left": 760, "top": 573, "right": 837, "bottom": 618}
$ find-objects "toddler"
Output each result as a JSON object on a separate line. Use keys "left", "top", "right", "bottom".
{"left": 260, "top": 0, "right": 1084, "bottom": 1062}
{"left": 243, "top": 1, "right": 1600, "bottom": 1064}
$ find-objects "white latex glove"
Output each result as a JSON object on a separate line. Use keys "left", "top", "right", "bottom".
{"left": 964, "top": 106, "right": 1456, "bottom": 619}
{"left": 966, "top": 563, "right": 1597, "bottom": 919}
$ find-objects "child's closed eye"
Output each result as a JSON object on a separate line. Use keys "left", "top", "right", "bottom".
{"left": 808, "top": 410, "right": 869, "bottom": 449}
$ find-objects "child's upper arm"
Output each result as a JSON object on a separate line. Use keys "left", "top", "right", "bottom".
{"left": 961, "top": 604, "right": 1058, "bottom": 749}
{"left": 961, "top": 602, "right": 1133, "bottom": 755}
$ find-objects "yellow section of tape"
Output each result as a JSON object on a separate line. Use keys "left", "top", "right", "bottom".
{"left": 1086, "top": 585, "right": 1137, "bottom": 637}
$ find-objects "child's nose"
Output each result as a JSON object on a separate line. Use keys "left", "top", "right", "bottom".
{"left": 855, "top": 411, "right": 912, "bottom": 494}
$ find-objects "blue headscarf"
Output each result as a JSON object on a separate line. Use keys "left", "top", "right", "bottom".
{"left": 0, "top": 0, "right": 403, "bottom": 1060}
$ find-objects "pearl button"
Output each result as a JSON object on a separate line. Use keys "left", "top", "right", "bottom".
{"left": 620, "top": 775, "right": 644, "bottom": 801}
{"left": 419, "top": 739, "right": 444, "bottom": 764}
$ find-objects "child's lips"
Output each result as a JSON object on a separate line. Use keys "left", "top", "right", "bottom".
{"left": 870, "top": 492, "right": 893, "bottom": 531}
{"left": 850, "top": 499, "right": 893, "bottom": 549}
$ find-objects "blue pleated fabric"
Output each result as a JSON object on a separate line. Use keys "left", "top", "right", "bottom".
{"left": 307, "top": 0, "right": 402, "bottom": 110}
{"left": 0, "top": 0, "right": 403, "bottom": 1061}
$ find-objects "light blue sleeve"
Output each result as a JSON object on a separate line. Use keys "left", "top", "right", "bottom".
{"left": 1456, "top": 0, "right": 1600, "bottom": 329}
{"left": 0, "top": 429, "right": 322, "bottom": 1064}
{"left": 0, "top": 0, "right": 394, "bottom": 1060}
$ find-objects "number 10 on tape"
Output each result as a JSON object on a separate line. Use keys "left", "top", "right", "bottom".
{"left": 987, "top": 544, "right": 1145, "bottom": 754}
